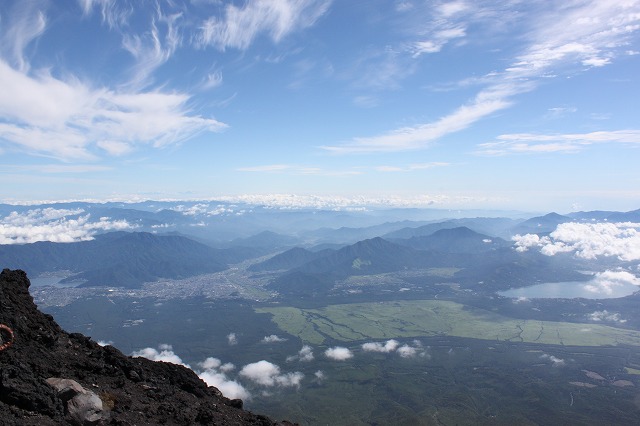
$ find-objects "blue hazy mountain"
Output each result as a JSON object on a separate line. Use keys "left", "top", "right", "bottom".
{"left": 510, "top": 212, "right": 572, "bottom": 235}
{"left": 392, "top": 227, "right": 511, "bottom": 253}
{"left": 0, "top": 231, "right": 244, "bottom": 288}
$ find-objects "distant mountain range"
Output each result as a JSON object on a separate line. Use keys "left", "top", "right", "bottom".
{"left": 0, "top": 232, "right": 257, "bottom": 288}
{"left": 2, "top": 202, "right": 638, "bottom": 291}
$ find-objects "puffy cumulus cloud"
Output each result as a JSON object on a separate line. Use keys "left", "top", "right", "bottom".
{"left": 131, "top": 344, "right": 190, "bottom": 368}
{"left": 198, "top": 357, "right": 249, "bottom": 400}
{"left": 314, "top": 370, "right": 326, "bottom": 383}
{"left": 398, "top": 340, "right": 427, "bottom": 358}
{"left": 361, "top": 339, "right": 427, "bottom": 358}
{"left": 0, "top": 208, "right": 134, "bottom": 244}
{"left": 583, "top": 270, "right": 640, "bottom": 295}
{"left": 588, "top": 310, "right": 627, "bottom": 324}
{"left": 239, "top": 361, "right": 304, "bottom": 388}
{"left": 324, "top": 346, "right": 353, "bottom": 361}
{"left": 287, "top": 345, "right": 314, "bottom": 362}
{"left": 227, "top": 333, "right": 238, "bottom": 345}
{"left": 540, "top": 353, "right": 565, "bottom": 367}
{"left": 130, "top": 347, "right": 248, "bottom": 400}
{"left": 397, "top": 344, "right": 418, "bottom": 358}
{"left": 512, "top": 222, "right": 640, "bottom": 261}
{"left": 199, "top": 370, "right": 249, "bottom": 401}
{"left": 262, "top": 335, "right": 287, "bottom": 343}
{"left": 362, "top": 339, "right": 399, "bottom": 353}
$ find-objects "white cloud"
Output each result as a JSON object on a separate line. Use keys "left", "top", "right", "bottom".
{"left": 287, "top": 345, "right": 314, "bottom": 362}
{"left": 121, "top": 6, "right": 183, "bottom": 88}
{"left": 0, "top": 60, "right": 227, "bottom": 161}
{"left": 513, "top": 222, "right": 640, "bottom": 261}
{"left": 397, "top": 344, "right": 419, "bottom": 358}
{"left": 314, "top": 370, "right": 326, "bottom": 383}
{"left": 589, "top": 310, "right": 627, "bottom": 323}
{"left": 131, "top": 344, "right": 190, "bottom": 367}
{"left": 325, "top": 1, "right": 640, "bottom": 154}
{"left": 583, "top": 270, "right": 640, "bottom": 295}
{"left": 362, "top": 339, "right": 399, "bottom": 353}
{"left": 227, "top": 332, "right": 238, "bottom": 345}
{"left": 324, "top": 346, "right": 353, "bottom": 361}
{"left": 262, "top": 334, "right": 287, "bottom": 343}
{"left": 540, "top": 353, "right": 565, "bottom": 367}
{"left": 197, "top": 0, "right": 331, "bottom": 50}
{"left": 0, "top": 208, "right": 134, "bottom": 244}
{"left": 79, "top": 0, "right": 133, "bottom": 30}
{"left": 0, "top": 1, "right": 46, "bottom": 72}
{"left": 323, "top": 95, "right": 511, "bottom": 153}
{"left": 199, "top": 370, "right": 250, "bottom": 400}
{"left": 197, "top": 357, "right": 249, "bottom": 400}
{"left": 239, "top": 360, "right": 304, "bottom": 388}
{"left": 477, "top": 130, "right": 640, "bottom": 156}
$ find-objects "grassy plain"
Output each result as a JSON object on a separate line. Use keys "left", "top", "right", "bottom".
{"left": 257, "top": 300, "right": 640, "bottom": 347}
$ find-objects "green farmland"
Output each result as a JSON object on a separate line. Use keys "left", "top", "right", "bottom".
{"left": 257, "top": 299, "right": 640, "bottom": 347}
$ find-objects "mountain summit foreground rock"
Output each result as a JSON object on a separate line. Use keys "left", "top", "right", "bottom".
{"left": 0, "top": 269, "right": 292, "bottom": 425}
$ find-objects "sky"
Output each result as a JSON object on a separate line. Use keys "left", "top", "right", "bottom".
{"left": 0, "top": 0, "right": 639, "bottom": 212}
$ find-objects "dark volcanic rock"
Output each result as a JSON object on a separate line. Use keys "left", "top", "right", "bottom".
{"left": 0, "top": 269, "right": 292, "bottom": 425}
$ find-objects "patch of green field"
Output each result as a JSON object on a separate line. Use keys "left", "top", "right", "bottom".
{"left": 256, "top": 300, "right": 640, "bottom": 347}
{"left": 625, "top": 367, "right": 640, "bottom": 375}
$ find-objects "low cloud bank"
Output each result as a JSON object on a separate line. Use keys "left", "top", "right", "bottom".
{"left": 0, "top": 208, "right": 134, "bottom": 244}
{"left": 513, "top": 222, "right": 640, "bottom": 261}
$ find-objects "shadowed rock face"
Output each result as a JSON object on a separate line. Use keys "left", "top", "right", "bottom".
{"left": 0, "top": 269, "right": 292, "bottom": 426}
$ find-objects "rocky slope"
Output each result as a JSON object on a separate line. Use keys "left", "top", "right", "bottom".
{"left": 0, "top": 269, "right": 291, "bottom": 425}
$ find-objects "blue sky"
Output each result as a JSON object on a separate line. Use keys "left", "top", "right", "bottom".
{"left": 1, "top": 0, "right": 639, "bottom": 212}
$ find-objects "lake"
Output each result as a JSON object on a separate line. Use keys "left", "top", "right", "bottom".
{"left": 498, "top": 280, "right": 639, "bottom": 299}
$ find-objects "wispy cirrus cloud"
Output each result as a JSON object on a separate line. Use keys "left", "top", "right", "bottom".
{"left": 121, "top": 4, "right": 183, "bottom": 88}
{"left": 0, "top": 0, "right": 46, "bottom": 72}
{"left": 476, "top": 130, "right": 640, "bottom": 156}
{"left": 326, "top": 1, "right": 640, "bottom": 154}
{"left": 196, "top": 0, "right": 331, "bottom": 50}
{"left": 78, "top": 0, "right": 133, "bottom": 30}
